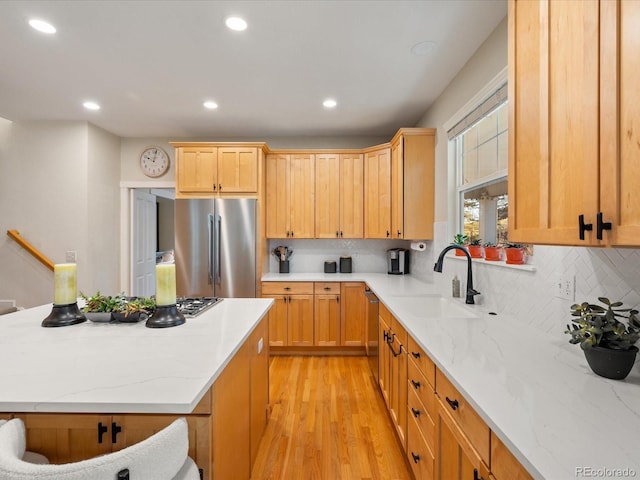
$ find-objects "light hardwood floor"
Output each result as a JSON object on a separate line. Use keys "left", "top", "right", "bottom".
{"left": 251, "top": 356, "right": 413, "bottom": 480}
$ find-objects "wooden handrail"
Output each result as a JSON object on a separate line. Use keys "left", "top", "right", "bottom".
{"left": 6, "top": 229, "right": 55, "bottom": 271}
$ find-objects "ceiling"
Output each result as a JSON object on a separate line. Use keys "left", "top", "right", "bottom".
{"left": 0, "top": 1, "right": 506, "bottom": 139}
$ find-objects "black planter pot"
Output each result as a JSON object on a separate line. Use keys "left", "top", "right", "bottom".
{"left": 581, "top": 345, "right": 638, "bottom": 380}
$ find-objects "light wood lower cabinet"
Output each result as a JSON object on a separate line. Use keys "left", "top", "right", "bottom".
{"left": 314, "top": 282, "right": 341, "bottom": 346}
{"left": 490, "top": 432, "right": 533, "bottom": 480}
{"left": 340, "top": 282, "right": 366, "bottom": 346}
{"left": 263, "top": 282, "right": 314, "bottom": 347}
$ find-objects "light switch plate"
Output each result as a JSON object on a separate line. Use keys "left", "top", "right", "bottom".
{"left": 554, "top": 274, "right": 575, "bottom": 301}
{"left": 65, "top": 251, "right": 77, "bottom": 263}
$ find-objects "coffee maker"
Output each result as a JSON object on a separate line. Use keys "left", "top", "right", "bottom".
{"left": 387, "top": 248, "right": 409, "bottom": 275}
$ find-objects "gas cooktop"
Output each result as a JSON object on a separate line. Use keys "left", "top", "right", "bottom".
{"left": 176, "top": 297, "right": 223, "bottom": 317}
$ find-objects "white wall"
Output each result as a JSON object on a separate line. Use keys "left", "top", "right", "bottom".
{"left": 0, "top": 120, "right": 120, "bottom": 308}
{"left": 411, "top": 16, "right": 640, "bottom": 343}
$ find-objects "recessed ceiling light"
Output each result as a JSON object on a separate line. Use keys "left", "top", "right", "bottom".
{"left": 225, "top": 16, "right": 247, "bottom": 31}
{"left": 83, "top": 101, "right": 100, "bottom": 111}
{"left": 411, "top": 41, "right": 437, "bottom": 56}
{"left": 28, "top": 18, "right": 56, "bottom": 34}
{"left": 323, "top": 99, "right": 337, "bottom": 109}
{"left": 203, "top": 101, "right": 218, "bottom": 110}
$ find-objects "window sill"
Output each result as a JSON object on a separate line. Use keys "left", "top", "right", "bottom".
{"left": 448, "top": 254, "right": 536, "bottom": 272}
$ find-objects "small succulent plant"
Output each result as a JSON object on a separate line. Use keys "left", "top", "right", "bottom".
{"left": 80, "top": 291, "right": 155, "bottom": 317}
{"left": 452, "top": 233, "right": 468, "bottom": 245}
{"left": 469, "top": 237, "right": 482, "bottom": 246}
{"left": 565, "top": 297, "right": 640, "bottom": 351}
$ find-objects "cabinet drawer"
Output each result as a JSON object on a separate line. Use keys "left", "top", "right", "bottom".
{"left": 261, "top": 282, "right": 314, "bottom": 295}
{"left": 490, "top": 431, "right": 533, "bottom": 480}
{"left": 407, "top": 386, "right": 435, "bottom": 452}
{"left": 407, "top": 336, "right": 435, "bottom": 388}
{"left": 379, "top": 302, "right": 391, "bottom": 324}
{"left": 314, "top": 282, "right": 341, "bottom": 294}
{"left": 436, "top": 368, "right": 490, "bottom": 465}
{"left": 391, "top": 316, "right": 407, "bottom": 346}
{"left": 406, "top": 409, "right": 435, "bottom": 480}
{"left": 408, "top": 359, "right": 435, "bottom": 419}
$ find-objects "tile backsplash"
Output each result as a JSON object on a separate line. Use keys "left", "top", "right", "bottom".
{"left": 412, "top": 222, "right": 640, "bottom": 338}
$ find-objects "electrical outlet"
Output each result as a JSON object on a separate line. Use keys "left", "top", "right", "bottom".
{"left": 554, "top": 274, "right": 575, "bottom": 301}
{"left": 65, "top": 250, "right": 77, "bottom": 263}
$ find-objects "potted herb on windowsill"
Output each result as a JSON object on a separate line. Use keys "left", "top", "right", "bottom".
{"left": 468, "top": 237, "right": 483, "bottom": 258}
{"left": 565, "top": 297, "right": 640, "bottom": 380}
{"left": 483, "top": 242, "right": 502, "bottom": 261}
{"left": 452, "top": 233, "right": 468, "bottom": 257}
{"left": 504, "top": 243, "right": 525, "bottom": 264}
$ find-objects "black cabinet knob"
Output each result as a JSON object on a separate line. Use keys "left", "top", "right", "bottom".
{"left": 445, "top": 396, "right": 459, "bottom": 410}
{"left": 411, "top": 379, "right": 421, "bottom": 389}
{"left": 578, "top": 214, "right": 593, "bottom": 240}
{"left": 597, "top": 212, "right": 612, "bottom": 240}
{"left": 411, "top": 407, "right": 421, "bottom": 418}
{"left": 97, "top": 422, "right": 108, "bottom": 444}
{"left": 111, "top": 422, "right": 122, "bottom": 443}
{"left": 411, "top": 452, "right": 420, "bottom": 463}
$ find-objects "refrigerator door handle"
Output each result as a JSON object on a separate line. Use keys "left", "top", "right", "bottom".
{"left": 214, "top": 213, "right": 222, "bottom": 285}
{"left": 207, "top": 214, "right": 214, "bottom": 285}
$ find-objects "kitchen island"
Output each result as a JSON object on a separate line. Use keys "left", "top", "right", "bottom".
{"left": 0, "top": 297, "right": 273, "bottom": 480}
{"left": 263, "top": 272, "right": 640, "bottom": 480}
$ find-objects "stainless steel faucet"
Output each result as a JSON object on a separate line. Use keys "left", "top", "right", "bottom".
{"left": 434, "top": 245, "right": 480, "bottom": 304}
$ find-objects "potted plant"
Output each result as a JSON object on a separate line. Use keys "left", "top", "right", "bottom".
{"left": 503, "top": 243, "right": 525, "bottom": 264}
{"left": 80, "top": 291, "right": 155, "bottom": 323}
{"left": 452, "top": 233, "right": 468, "bottom": 256}
{"left": 565, "top": 297, "right": 640, "bottom": 380}
{"left": 483, "top": 242, "right": 502, "bottom": 261}
{"left": 467, "top": 237, "right": 483, "bottom": 258}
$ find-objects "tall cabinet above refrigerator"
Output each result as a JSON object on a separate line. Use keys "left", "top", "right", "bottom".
{"left": 174, "top": 198, "right": 256, "bottom": 298}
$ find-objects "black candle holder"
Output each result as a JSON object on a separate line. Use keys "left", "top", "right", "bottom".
{"left": 146, "top": 304, "right": 185, "bottom": 328}
{"left": 42, "top": 303, "right": 87, "bottom": 327}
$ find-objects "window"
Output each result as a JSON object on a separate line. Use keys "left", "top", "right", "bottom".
{"left": 449, "top": 84, "right": 508, "bottom": 246}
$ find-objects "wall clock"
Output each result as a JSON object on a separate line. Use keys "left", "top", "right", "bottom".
{"left": 140, "top": 146, "right": 170, "bottom": 178}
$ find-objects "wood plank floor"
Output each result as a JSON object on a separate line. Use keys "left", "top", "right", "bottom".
{"left": 251, "top": 356, "right": 413, "bottom": 480}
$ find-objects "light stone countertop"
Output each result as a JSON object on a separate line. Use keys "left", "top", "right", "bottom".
{"left": 0, "top": 298, "right": 273, "bottom": 414}
{"left": 263, "top": 272, "right": 640, "bottom": 480}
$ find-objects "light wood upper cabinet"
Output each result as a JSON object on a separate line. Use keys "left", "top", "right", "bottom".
{"left": 173, "top": 144, "right": 259, "bottom": 197}
{"left": 176, "top": 146, "right": 218, "bottom": 194}
{"left": 315, "top": 153, "right": 364, "bottom": 239}
{"left": 508, "top": 0, "right": 640, "bottom": 246}
{"left": 266, "top": 154, "right": 315, "bottom": 238}
{"left": 364, "top": 147, "right": 392, "bottom": 238}
{"left": 391, "top": 129, "right": 435, "bottom": 240}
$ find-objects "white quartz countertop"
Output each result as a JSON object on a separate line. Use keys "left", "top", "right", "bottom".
{"left": 263, "top": 272, "right": 640, "bottom": 480}
{"left": 0, "top": 298, "right": 273, "bottom": 414}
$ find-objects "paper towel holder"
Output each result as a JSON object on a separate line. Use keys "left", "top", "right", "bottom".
{"left": 411, "top": 242, "right": 427, "bottom": 251}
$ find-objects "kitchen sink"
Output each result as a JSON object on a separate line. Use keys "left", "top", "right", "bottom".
{"left": 387, "top": 294, "right": 478, "bottom": 319}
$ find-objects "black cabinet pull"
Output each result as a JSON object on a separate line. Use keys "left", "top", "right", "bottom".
{"left": 410, "top": 379, "right": 421, "bottom": 389}
{"left": 597, "top": 212, "right": 612, "bottom": 240}
{"left": 284, "top": 286, "right": 291, "bottom": 291}
{"left": 473, "top": 468, "right": 486, "bottom": 480}
{"left": 411, "top": 351, "right": 420, "bottom": 359}
{"left": 111, "top": 421, "right": 122, "bottom": 444}
{"left": 445, "top": 396, "right": 459, "bottom": 410}
{"left": 324, "top": 286, "right": 330, "bottom": 290}
{"left": 97, "top": 422, "right": 108, "bottom": 444}
{"left": 218, "top": 184, "right": 222, "bottom": 191}
{"left": 212, "top": 184, "right": 217, "bottom": 192}
{"left": 397, "top": 230, "right": 401, "bottom": 237}
{"left": 388, "top": 340, "right": 401, "bottom": 357}
{"left": 411, "top": 452, "right": 420, "bottom": 463}
{"left": 578, "top": 214, "right": 593, "bottom": 240}
{"left": 336, "top": 231, "right": 339, "bottom": 237}
{"left": 291, "top": 231, "right": 295, "bottom": 237}
{"left": 340, "top": 231, "right": 343, "bottom": 237}
{"left": 411, "top": 407, "right": 421, "bottom": 418}
{"left": 386, "top": 230, "right": 390, "bottom": 237}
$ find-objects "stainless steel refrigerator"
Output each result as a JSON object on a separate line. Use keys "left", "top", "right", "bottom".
{"left": 174, "top": 198, "right": 256, "bottom": 298}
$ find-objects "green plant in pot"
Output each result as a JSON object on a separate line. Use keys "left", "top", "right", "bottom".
{"left": 467, "top": 237, "right": 483, "bottom": 258}
{"left": 80, "top": 291, "right": 155, "bottom": 323}
{"left": 565, "top": 297, "right": 640, "bottom": 380}
{"left": 503, "top": 243, "right": 525, "bottom": 264}
{"left": 452, "top": 233, "right": 468, "bottom": 256}
{"left": 483, "top": 242, "right": 501, "bottom": 261}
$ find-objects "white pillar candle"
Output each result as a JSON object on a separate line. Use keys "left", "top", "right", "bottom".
{"left": 53, "top": 263, "right": 77, "bottom": 305}
{"left": 156, "top": 263, "right": 177, "bottom": 306}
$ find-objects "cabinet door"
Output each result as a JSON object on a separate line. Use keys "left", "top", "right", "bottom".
{"left": 250, "top": 316, "right": 269, "bottom": 467}
{"left": 265, "top": 154, "right": 290, "bottom": 238}
{"left": 264, "top": 294, "right": 288, "bottom": 347}
{"left": 391, "top": 138, "right": 404, "bottom": 239}
{"left": 315, "top": 153, "right": 341, "bottom": 238}
{"left": 18, "top": 413, "right": 111, "bottom": 464}
{"left": 378, "top": 316, "right": 391, "bottom": 408}
{"left": 289, "top": 154, "right": 315, "bottom": 238}
{"left": 213, "top": 341, "right": 251, "bottom": 480}
{"left": 177, "top": 147, "right": 218, "bottom": 194}
{"left": 217, "top": 147, "right": 258, "bottom": 194}
{"left": 508, "top": 0, "right": 600, "bottom": 245}
{"left": 340, "top": 282, "right": 366, "bottom": 346}
{"left": 364, "top": 148, "right": 391, "bottom": 238}
{"left": 600, "top": 0, "right": 640, "bottom": 246}
{"left": 287, "top": 294, "right": 314, "bottom": 347}
{"left": 340, "top": 154, "right": 364, "bottom": 238}
{"left": 389, "top": 333, "right": 408, "bottom": 450}
{"left": 113, "top": 414, "right": 211, "bottom": 480}
{"left": 403, "top": 132, "right": 435, "bottom": 240}
{"left": 314, "top": 294, "right": 340, "bottom": 346}
{"left": 436, "top": 400, "right": 490, "bottom": 480}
